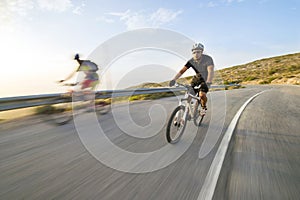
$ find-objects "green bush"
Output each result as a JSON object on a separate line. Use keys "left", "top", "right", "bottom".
{"left": 244, "top": 76, "right": 257, "bottom": 81}
{"left": 223, "top": 80, "right": 230, "bottom": 85}
{"left": 268, "top": 69, "right": 277, "bottom": 75}
{"left": 259, "top": 80, "right": 270, "bottom": 84}
{"left": 274, "top": 59, "right": 281, "bottom": 63}
{"left": 129, "top": 95, "right": 145, "bottom": 101}
{"left": 231, "top": 80, "right": 242, "bottom": 84}
{"left": 128, "top": 92, "right": 175, "bottom": 101}
{"left": 35, "top": 105, "right": 56, "bottom": 114}
{"left": 268, "top": 77, "right": 277, "bottom": 83}
{"left": 286, "top": 75, "right": 295, "bottom": 78}
{"left": 288, "top": 65, "right": 299, "bottom": 72}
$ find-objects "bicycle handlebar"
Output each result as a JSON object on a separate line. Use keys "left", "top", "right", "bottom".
{"left": 57, "top": 81, "right": 79, "bottom": 87}
{"left": 175, "top": 82, "right": 201, "bottom": 89}
{"left": 62, "top": 83, "right": 78, "bottom": 87}
{"left": 174, "top": 82, "right": 201, "bottom": 102}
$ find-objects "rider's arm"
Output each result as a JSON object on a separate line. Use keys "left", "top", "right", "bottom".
{"left": 172, "top": 66, "right": 188, "bottom": 81}
{"left": 62, "top": 66, "right": 80, "bottom": 82}
{"left": 206, "top": 65, "right": 214, "bottom": 84}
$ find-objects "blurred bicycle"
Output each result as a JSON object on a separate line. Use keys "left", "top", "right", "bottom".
{"left": 40, "top": 82, "right": 111, "bottom": 125}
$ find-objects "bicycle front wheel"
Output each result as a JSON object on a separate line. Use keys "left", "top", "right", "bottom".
{"left": 166, "top": 105, "right": 187, "bottom": 144}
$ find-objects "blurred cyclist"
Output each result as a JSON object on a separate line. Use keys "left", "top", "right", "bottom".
{"left": 60, "top": 54, "right": 99, "bottom": 90}
{"left": 169, "top": 43, "right": 214, "bottom": 115}
{"left": 60, "top": 54, "right": 99, "bottom": 110}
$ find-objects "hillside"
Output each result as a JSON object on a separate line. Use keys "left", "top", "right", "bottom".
{"left": 218, "top": 52, "right": 300, "bottom": 85}
{"left": 128, "top": 52, "right": 300, "bottom": 89}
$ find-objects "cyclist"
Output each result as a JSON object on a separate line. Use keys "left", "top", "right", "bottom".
{"left": 60, "top": 54, "right": 99, "bottom": 90}
{"left": 169, "top": 43, "right": 214, "bottom": 115}
{"left": 60, "top": 54, "right": 100, "bottom": 110}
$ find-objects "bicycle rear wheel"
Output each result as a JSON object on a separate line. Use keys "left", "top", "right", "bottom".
{"left": 166, "top": 105, "right": 187, "bottom": 144}
{"left": 193, "top": 100, "right": 204, "bottom": 126}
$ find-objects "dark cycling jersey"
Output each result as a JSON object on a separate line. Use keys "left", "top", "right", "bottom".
{"left": 185, "top": 54, "right": 214, "bottom": 81}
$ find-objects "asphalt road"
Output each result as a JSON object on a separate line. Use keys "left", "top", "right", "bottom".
{"left": 0, "top": 85, "right": 299, "bottom": 200}
{"left": 213, "top": 85, "right": 300, "bottom": 200}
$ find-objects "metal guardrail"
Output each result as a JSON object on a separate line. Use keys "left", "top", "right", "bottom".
{"left": 0, "top": 88, "right": 182, "bottom": 111}
{"left": 0, "top": 85, "right": 239, "bottom": 112}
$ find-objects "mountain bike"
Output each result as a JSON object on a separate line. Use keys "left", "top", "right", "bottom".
{"left": 166, "top": 83, "right": 206, "bottom": 143}
{"left": 41, "top": 83, "right": 111, "bottom": 125}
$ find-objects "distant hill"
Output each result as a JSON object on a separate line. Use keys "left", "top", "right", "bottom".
{"left": 128, "top": 52, "right": 300, "bottom": 89}
{"left": 218, "top": 52, "right": 300, "bottom": 85}
{"left": 127, "top": 82, "right": 165, "bottom": 89}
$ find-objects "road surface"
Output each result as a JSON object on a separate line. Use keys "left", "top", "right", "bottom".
{"left": 0, "top": 85, "right": 299, "bottom": 200}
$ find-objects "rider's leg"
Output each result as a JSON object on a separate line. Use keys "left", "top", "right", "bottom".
{"left": 80, "top": 80, "right": 94, "bottom": 110}
{"left": 199, "top": 91, "right": 208, "bottom": 116}
{"left": 84, "top": 80, "right": 100, "bottom": 109}
{"left": 199, "top": 91, "right": 207, "bottom": 108}
{"left": 199, "top": 81, "right": 209, "bottom": 109}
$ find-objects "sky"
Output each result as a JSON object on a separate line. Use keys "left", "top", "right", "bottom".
{"left": 0, "top": 0, "right": 299, "bottom": 97}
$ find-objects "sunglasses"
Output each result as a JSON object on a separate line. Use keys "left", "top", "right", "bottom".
{"left": 192, "top": 50, "right": 203, "bottom": 54}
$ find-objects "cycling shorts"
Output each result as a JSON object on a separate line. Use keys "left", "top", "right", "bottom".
{"left": 190, "top": 73, "right": 209, "bottom": 93}
{"left": 81, "top": 79, "right": 99, "bottom": 90}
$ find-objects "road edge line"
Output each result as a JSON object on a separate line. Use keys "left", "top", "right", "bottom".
{"left": 197, "top": 90, "right": 267, "bottom": 200}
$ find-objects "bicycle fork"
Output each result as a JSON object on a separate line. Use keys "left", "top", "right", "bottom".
{"left": 176, "top": 98, "right": 190, "bottom": 123}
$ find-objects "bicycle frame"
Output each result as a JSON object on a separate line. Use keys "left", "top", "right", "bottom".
{"left": 176, "top": 84, "right": 201, "bottom": 120}
{"left": 166, "top": 83, "right": 207, "bottom": 143}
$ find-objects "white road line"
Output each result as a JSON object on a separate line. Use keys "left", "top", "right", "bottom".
{"left": 197, "top": 90, "right": 268, "bottom": 200}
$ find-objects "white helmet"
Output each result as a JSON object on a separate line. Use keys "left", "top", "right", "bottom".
{"left": 192, "top": 43, "right": 204, "bottom": 51}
